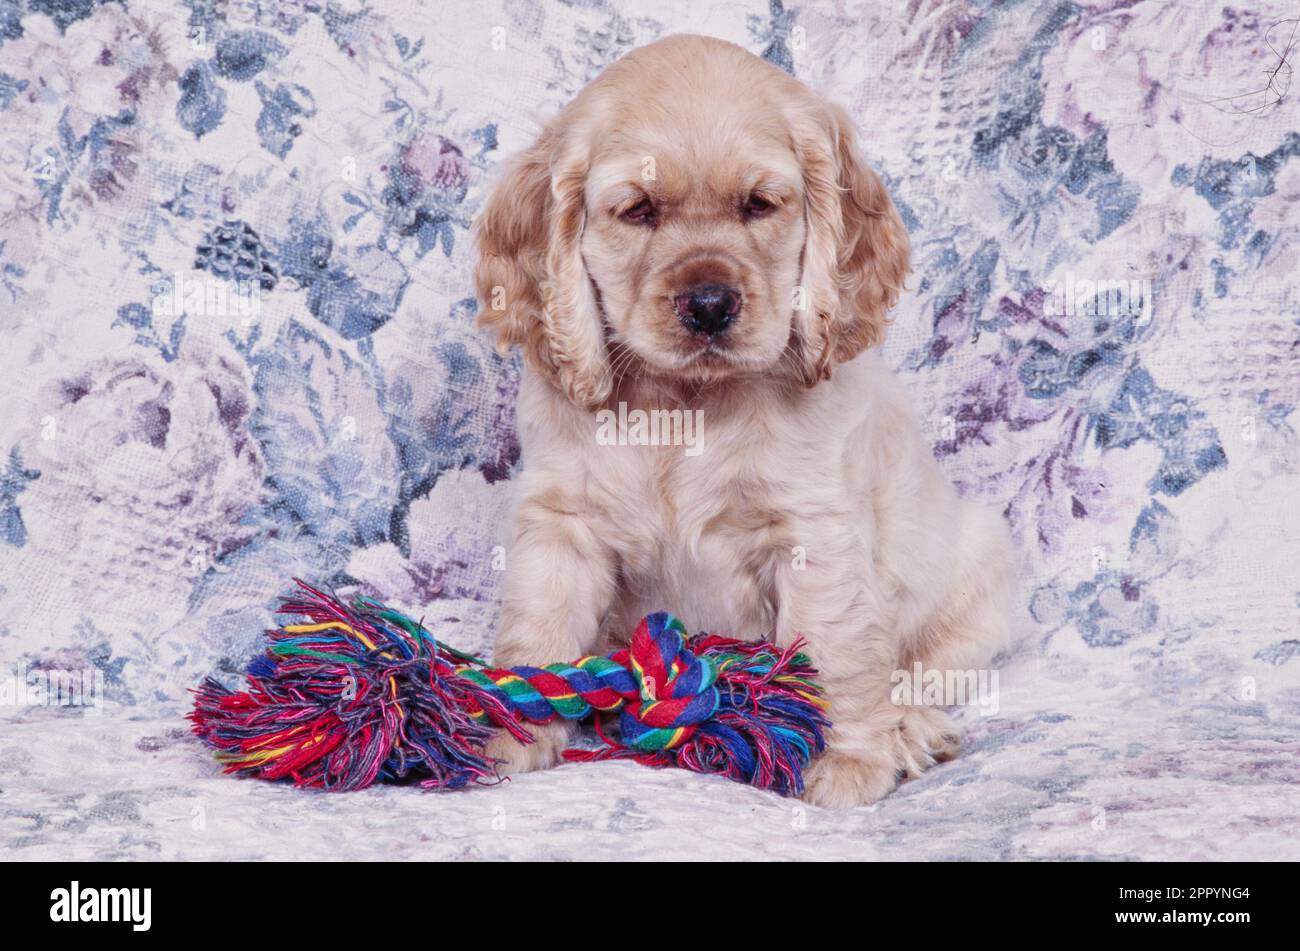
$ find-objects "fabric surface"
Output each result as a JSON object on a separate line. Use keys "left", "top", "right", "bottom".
{"left": 1, "top": 0, "right": 1297, "bottom": 861}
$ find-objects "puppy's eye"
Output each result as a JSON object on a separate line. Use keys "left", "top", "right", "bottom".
{"left": 743, "top": 193, "right": 776, "bottom": 220}
{"left": 621, "top": 197, "right": 657, "bottom": 226}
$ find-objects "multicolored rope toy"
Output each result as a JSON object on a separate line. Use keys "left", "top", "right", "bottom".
{"left": 190, "top": 580, "right": 830, "bottom": 796}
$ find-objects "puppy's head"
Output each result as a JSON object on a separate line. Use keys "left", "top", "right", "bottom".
{"left": 475, "top": 34, "right": 909, "bottom": 407}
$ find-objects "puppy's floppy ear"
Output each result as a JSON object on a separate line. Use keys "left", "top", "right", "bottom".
{"left": 474, "top": 126, "right": 610, "bottom": 407}
{"left": 793, "top": 100, "right": 910, "bottom": 384}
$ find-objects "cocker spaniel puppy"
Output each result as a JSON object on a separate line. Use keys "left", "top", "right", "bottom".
{"left": 474, "top": 34, "right": 1012, "bottom": 807}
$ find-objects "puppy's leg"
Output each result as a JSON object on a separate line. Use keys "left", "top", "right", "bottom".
{"left": 774, "top": 535, "right": 906, "bottom": 808}
{"left": 895, "top": 501, "right": 1014, "bottom": 773}
{"left": 901, "top": 502, "right": 1013, "bottom": 695}
{"left": 801, "top": 667, "right": 909, "bottom": 808}
{"left": 796, "top": 617, "right": 965, "bottom": 806}
{"left": 484, "top": 491, "right": 616, "bottom": 774}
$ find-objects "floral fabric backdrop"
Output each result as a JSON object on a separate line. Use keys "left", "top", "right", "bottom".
{"left": 1, "top": 0, "right": 1297, "bottom": 860}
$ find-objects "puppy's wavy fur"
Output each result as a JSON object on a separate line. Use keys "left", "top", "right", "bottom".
{"left": 474, "top": 35, "right": 1012, "bottom": 806}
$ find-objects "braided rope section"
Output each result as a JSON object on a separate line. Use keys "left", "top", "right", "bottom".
{"left": 457, "top": 614, "right": 721, "bottom": 751}
{"left": 459, "top": 614, "right": 831, "bottom": 792}
{"left": 190, "top": 581, "right": 830, "bottom": 796}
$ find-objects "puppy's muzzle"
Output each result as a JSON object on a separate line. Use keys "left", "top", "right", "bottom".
{"left": 674, "top": 282, "right": 742, "bottom": 337}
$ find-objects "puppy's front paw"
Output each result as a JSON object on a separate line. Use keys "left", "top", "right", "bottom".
{"left": 802, "top": 748, "right": 899, "bottom": 808}
{"left": 483, "top": 720, "right": 576, "bottom": 776}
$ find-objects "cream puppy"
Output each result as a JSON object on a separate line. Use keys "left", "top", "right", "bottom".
{"left": 473, "top": 34, "right": 1012, "bottom": 807}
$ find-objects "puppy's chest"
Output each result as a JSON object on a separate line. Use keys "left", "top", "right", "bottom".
{"left": 603, "top": 449, "right": 782, "bottom": 631}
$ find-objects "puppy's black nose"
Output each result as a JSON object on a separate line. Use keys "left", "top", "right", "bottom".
{"left": 674, "top": 283, "right": 741, "bottom": 336}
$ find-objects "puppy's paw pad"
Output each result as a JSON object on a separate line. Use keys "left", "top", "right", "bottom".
{"left": 801, "top": 749, "right": 898, "bottom": 809}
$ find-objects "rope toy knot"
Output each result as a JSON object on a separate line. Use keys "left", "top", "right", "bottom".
{"left": 620, "top": 612, "right": 720, "bottom": 751}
